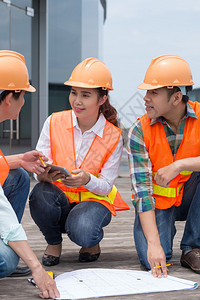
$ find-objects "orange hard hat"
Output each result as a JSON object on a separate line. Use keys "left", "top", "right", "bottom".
{"left": 0, "top": 50, "right": 35, "bottom": 92}
{"left": 64, "top": 57, "right": 113, "bottom": 90}
{"left": 137, "top": 55, "right": 194, "bottom": 90}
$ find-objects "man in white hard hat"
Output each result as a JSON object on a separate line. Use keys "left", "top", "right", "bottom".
{"left": 0, "top": 50, "right": 59, "bottom": 299}
{"left": 127, "top": 55, "right": 200, "bottom": 277}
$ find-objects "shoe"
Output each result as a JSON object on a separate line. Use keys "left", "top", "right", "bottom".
{"left": 8, "top": 266, "right": 31, "bottom": 277}
{"left": 180, "top": 249, "right": 200, "bottom": 274}
{"left": 42, "top": 254, "right": 60, "bottom": 266}
{"left": 79, "top": 252, "right": 100, "bottom": 262}
{"left": 79, "top": 244, "right": 101, "bottom": 263}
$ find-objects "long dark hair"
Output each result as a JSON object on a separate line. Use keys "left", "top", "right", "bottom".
{"left": 96, "top": 88, "right": 119, "bottom": 127}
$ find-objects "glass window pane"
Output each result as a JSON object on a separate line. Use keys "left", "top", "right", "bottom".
{"left": 0, "top": 2, "right": 9, "bottom": 49}
{"left": 11, "top": 0, "right": 32, "bottom": 9}
{"left": 48, "top": 0, "right": 82, "bottom": 84}
{"left": 11, "top": 5, "right": 32, "bottom": 74}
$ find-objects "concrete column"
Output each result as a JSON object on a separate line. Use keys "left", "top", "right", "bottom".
{"left": 31, "top": 0, "right": 48, "bottom": 149}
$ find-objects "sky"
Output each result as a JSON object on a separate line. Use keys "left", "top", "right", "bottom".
{"left": 103, "top": 0, "right": 200, "bottom": 127}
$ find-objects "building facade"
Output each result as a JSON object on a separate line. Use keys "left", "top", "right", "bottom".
{"left": 0, "top": 0, "right": 106, "bottom": 151}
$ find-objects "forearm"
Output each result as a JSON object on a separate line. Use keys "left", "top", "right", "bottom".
{"left": 139, "top": 210, "right": 167, "bottom": 277}
{"left": 5, "top": 151, "right": 47, "bottom": 175}
{"left": 139, "top": 210, "right": 161, "bottom": 246}
{"left": 8, "top": 240, "right": 60, "bottom": 298}
{"left": 156, "top": 157, "right": 200, "bottom": 187}
{"left": 84, "top": 174, "right": 112, "bottom": 195}
{"left": 8, "top": 240, "right": 41, "bottom": 271}
{"left": 5, "top": 154, "right": 23, "bottom": 169}
{"left": 175, "top": 156, "right": 200, "bottom": 172}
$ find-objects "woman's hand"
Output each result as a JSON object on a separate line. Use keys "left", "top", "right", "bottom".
{"left": 37, "top": 166, "right": 65, "bottom": 183}
{"left": 61, "top": 169, "right": 90, "bottom": 187}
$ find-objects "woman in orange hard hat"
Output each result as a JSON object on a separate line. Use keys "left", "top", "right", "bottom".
{"left": 29, "top": 57, "right": 129, "bottom": 266}
{"left": 127, "top": 54, "right": 200, "bottom": 278}
{"left": 0, "top": 50, "right": 60, "bottom": 298}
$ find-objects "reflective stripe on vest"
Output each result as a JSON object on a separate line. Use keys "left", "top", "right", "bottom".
{"left": 152, "top": 171, "right": 192, "bottom": 198}
{"left": 140, "top": 101, "right": 200, "bottom": 209}
{"left": 180, "top": 171, "right": 193, "bottom": 175}
{"left": 64, "top": 185, "right": 116, "bottom": 204}
{"left": 152, "top": 171, "right": 193, "bottom": 177}
{"left": 55, "top": 180, "right": 129, "bottom": 216}
{"left": 0, "top": 149, "right": 10, "bottom": 186}
{"left": 50, "top": 110, "right": 130, "bottom": 215}
{"left": 153, "top": 183, "right": 184, "bottom": 198}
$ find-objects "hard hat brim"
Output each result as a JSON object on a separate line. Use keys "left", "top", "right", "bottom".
{"left": 24, "top": 84, "right": 36, "bottom": 92}
{"left": 137, "top": 83, "right": 165, "bottom": 90}
{"left": 64, "top": 80, "right": 113, "bottom": 90}
{"left": 0, "top": 84, "right": 36, "bottom": 92}
{"left": 137, "top": 82, "right": 194, "bottom": 90}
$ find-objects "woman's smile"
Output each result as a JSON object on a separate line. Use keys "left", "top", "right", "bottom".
{"left": 74, "top": 106, "right": 85, "bottom": 113}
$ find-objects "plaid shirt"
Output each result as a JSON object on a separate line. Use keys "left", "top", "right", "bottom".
{"left": 127, "top": 102, "right": 197, "bottom": 212}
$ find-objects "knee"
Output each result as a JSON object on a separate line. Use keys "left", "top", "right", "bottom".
{"left": 162, "top": 245, "right": 173, "bottom": 261}
{"left": 67, "top": 212, "right": 93, "bottom": 234}
{"left": 0, "top": 252, "right": 19, "bottom": 278}
{"left": 29, "top": 183, "right": 47, "bottom": 218}
{"left": 137, "top": 253, "right": 151, "bottom": 270}
{"left": 66, "top": 214, "right": 101, "bottom": 248}
{"left": 134, "top": 233, "right": 150, "bottom": 269}
{"left": 29, "top": 182, "right": 67, "bottom": 224}
{"left": 29, "top": 182, "right": 49, "bottom": 203}
{"left": 13, "top": 169, "right": 30, "bottom": 199}
{"left": 29, "top": 182, "right": 65, "bottom": 208}
{"left": 10, "top": 168, "right": 30, "bottom": 190}
{"left": 19, "top": 167, "right": 30, "bottom": 181}
{"left": 16, "top": 168, "right": 30, "bottom": 186}
{"left": 134, "top": 215, "right": 151, "bottom": 269}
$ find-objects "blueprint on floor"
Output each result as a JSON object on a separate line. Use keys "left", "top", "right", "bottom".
{"left": 55, "top": 268, "right": 198, "bottom": 299}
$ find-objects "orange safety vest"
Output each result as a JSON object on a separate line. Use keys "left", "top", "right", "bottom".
{"left": 50, "top": 110, "right": 130, "bottom": 216}
{"left": 0, "top": 149, "right": 10, "bottom": 186}
{"left": 140, "top": 101, "right": 200, "bottom": 209}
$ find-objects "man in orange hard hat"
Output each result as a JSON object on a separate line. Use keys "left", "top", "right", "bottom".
{"left": 0, "top": 50, "right": 60, "bottom": 299}
{"left": 127, "top": 55, "right": 200, "bottom": 277}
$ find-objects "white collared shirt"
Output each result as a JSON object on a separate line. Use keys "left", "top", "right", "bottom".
{"left": 35, "top": 111, "right": 123, "bottom": 196}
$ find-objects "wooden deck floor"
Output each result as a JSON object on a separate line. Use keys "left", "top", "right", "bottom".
{"left": 0, "top": 157, "right": 199, "bottom": 299}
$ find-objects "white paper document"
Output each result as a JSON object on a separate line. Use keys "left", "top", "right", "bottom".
{"left": 55, "top": 268, "right": 198, "bottom": 299}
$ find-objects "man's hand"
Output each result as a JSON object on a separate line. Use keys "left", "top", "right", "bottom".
{"left": 155, "top": 162, "right": 181, "bottom": 187}
{"left": 8, "top": 241, "right": 60, "bottom": 299}
{"left": 20, "top": 150, "right": 48, "bottom": 175}
{"left": 32, "top": 266, "right": 60, "bottom": 299}
{"left": 61, "top": 169, "right": 90, "bottom": 187}
{"left": 147, "top": 242, "right": 167, "bottom": 278}
{"left": 139, "top": 210, "right": 168, "bottom": 278}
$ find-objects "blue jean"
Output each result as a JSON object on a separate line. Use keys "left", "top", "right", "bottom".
{"left": 0, "top": 239, "right": 19, "bottom": 278}
{"left": 134, "top": 172, "right": 200, "bottom": 269}
{"left": 29, "top": 182, "right": 112, "bottom": 248}
{"left": 0, "top": 168, "right": 30, "bottom": 278}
